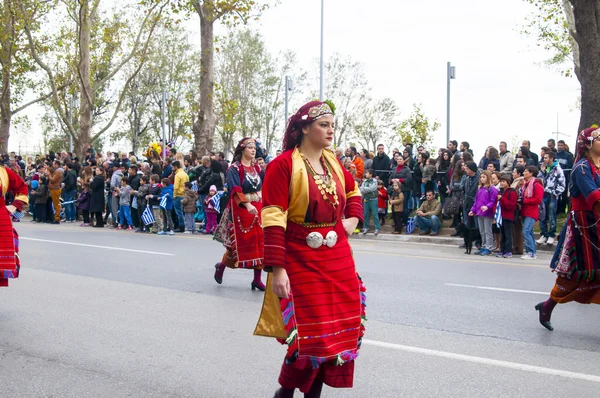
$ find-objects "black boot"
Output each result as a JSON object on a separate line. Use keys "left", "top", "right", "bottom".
{"left": 304, "top": 380, "right": 323, "bottom": 398}
{"left": 274, "top": 387, "right": 295, "bottom": 398}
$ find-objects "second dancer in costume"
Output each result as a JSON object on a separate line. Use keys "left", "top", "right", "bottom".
{"left": 535, "top": 125, "right": 600, "bottom": 330}
{"left": 213, "top": 137, "right": 266, "bottom": 291}
{"left": 258, "top": 101, "right": 366, "bottom": 398}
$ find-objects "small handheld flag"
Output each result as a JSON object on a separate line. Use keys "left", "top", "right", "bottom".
{"left": 160, "top": 195, "right": 168, "bottom": 209}
{"left": 494, "top": 204, "right": 502, "bottom": 227}
{"left": 141, "top": 206, "right": 155, "bottom": 225}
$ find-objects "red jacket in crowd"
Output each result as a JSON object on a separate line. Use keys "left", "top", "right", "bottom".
{"left": 521, "top": 179, "right": 544, "bottom": 221}
{"left": 499, "top": 188, "right": 518, "bottom": 221}
{"left": 378, "top": 187, "right": 388, "bottom": 209}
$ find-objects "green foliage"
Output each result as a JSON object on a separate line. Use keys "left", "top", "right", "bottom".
{"left": 522, "top": 0, "right": 577, "bottom": 78}
{"left": 396, "top": 103, "right": 440, "bottom": 153}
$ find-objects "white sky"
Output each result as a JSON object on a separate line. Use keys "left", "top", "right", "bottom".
{"left": 10, "top": 0, "right": 581, "bottom": 159}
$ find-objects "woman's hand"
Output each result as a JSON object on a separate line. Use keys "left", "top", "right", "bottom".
{"left": 6, "top": 205, "right": 16, "bottom": 214}
{"left": 481, "top": 206, "right": 488, "bottom": 212}
{"left": 272, "top": 267, "right": 290, "bottom": 299}
{"left": 342, "top": 217, "right": 359, "bottom": 236}
{"left": 469, "top": 211, "right": 475, "bottom": 216}
{"left": 245, "top": 203, "right": 258, "bottom": 215}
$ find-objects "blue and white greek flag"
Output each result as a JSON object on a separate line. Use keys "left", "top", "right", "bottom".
{"left": 11, "top": 211, "right": 24, "bottom": 221}
{"left": 191, "top": 181, "right": 198, "bottom": 192}
{"left": 141, "top": 206, "right": 155, "bottom": 225}
{"left": 212, "top": 192, "right": 223, "bottom": 213}
{"left": 160, "top": 195, "right": 167, "bottom": 209}
{"left": 494, "top": 204, "right": 502, "bottom": 227}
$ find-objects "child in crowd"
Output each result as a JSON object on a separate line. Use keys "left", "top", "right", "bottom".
{"left": 77, "top": 183, "right": 91, "bottom": 227}
{"left": 146, "top": 174, "right": 163, "bottom": 233}
{"left": 115, "top": 176, "right": 134, "bottom": 230}
{"left": 30, "top": 176, "right": 49, "bottom": 223}
{"left": 360, "top": 169, "right": 380, "bottom": 235}
{"left": 491, "top": 171, "right": 502, "bottom": 251}
{"left": 203, "top": 185, "right": 219, "bottom": 234}
{"left": 377, "top": 180, "right": 388, "bottom": 226}
{"left": 389, "top": 181, "right": 404, "bottom": 234}
{"left": 421, "top": 158, "right": 438, "bottom": 200}
{"left": 182, "top": 182, "right": 198, "bottom": 234}
{"left": 158, "top": 178, "right": 174, "bottom": 236}
{"left": 469, "top": 170, "right": 499, "bottom": 256}
{"left": 497, "top": 175, "right": 518, "bottom": 258}
{"left": 134, "top": 175, "right": 150, "bottom": 233}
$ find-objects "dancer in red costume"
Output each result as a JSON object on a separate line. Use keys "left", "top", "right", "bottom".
{"left": 536, "top": 125, "right": 600, "bottom": 330}
{"left": 213, "top": 137, "right": 266, "bottom": 291}
{"left": 0, "top": 163, "right": 29, "bottom": 287}
{"left": 257, "top": 101, "right": 365, "bottom": 398}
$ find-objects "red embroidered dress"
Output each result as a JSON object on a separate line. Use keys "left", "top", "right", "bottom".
{"left": 550, "top": 159, "right": 600, "bottom": 304}
{"left": 0, "top": 166, "right": 29, "bottom": 287}
{"left": 259, "top": 148, "right": 365, "bottom": 393}
{"left": 214, "top": 161, "right": 264, "bottom": 269}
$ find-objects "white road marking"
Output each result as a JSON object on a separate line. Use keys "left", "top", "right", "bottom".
{"left": 20, "top": 237, "right": 174, "bottom": 256}
{"left": 363, "top": 339, "right": 600, "bottom": 383}
{"left": 445, "top": 283, "right": 548, "bottom": 295}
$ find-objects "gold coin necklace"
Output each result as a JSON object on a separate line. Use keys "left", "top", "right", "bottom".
{"left": 301, "top": 154, "right": 339, "bottom": 208}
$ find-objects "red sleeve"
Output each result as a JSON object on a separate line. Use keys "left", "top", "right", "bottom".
{"left": 342, "top": 166, "right": 364, "bottom": 221}
{"left": 500, "top": 190, "right": 517, "bottom": 214}
{"left": 262, "top": 156, "right": 292, "bottom": 270}
{"left": 6, "top": 167, "right": 29, "bottom": 212}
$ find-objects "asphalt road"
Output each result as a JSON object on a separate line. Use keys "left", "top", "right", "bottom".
{"left": 0, "top": 222, "right": 598, "bottom": 397}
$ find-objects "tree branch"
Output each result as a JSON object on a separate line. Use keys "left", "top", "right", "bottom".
{"left": 93, "top": 1, "right": 161, "bottom": 91}
{"left": 90, "top": 2, "right": 166, "bottom": 143}
{"left": 11, "top": 83, "right": 70, "bottom": 115}
{"left": 18, "top": 1, "right": 75, "bottom": 137}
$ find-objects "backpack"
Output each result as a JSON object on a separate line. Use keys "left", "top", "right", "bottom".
{"left": 443, "top": 195, "right": 461, "bottom": 217}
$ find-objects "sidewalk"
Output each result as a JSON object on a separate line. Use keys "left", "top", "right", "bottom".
{"left": 352, "top": 224, "right": 557, "bottom": 253}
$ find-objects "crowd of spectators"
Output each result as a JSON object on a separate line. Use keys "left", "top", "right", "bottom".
{"left": 2, "top": 135, "right": 574, "bottom": 260}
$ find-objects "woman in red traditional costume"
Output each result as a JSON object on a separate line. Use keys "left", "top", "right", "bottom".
{"left": 535, "top": 125, "right": 600, "bottom": 330}
{"left": 256, "top": 100, "right": 365, "bottom": 398}
{"left": 213, "top": 137, "right": 266, "bottom": 291}
{"left": 0, "top": 162, "right": 29, "bottom": 287}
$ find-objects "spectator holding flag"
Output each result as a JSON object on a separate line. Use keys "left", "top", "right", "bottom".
{"left": 182, "top": 181, "right": 198, "bottom": 234}
{"left": 203, "top": 185, "right": 219, "bottom": 234}
{"left": 158, "top": 178, "right": 174, "bottom": 236}
{"left": 146, "top": 174, "right": 163, "bottom": 233}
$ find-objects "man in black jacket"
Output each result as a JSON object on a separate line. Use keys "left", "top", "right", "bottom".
{"left": 372, "top": 144, "right": 391, "bottom": 186}
{"left": 128, "top": 165, "right": 142, "bottom": 227}
{"left": 62, "top": 163, "right": 78, "bottom": 222}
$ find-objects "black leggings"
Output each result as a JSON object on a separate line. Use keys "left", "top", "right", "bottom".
{"left": 92, "top": 212, "right": 104, "bottom": 227}
{"left": 392, "top": 210, "right": 403, "bottom": 233}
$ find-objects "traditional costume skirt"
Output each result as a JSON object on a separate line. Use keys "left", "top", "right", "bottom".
{"left": 0, "top": 209, "right": 20, "bottom": 287}
{"left": 550, "top": 210, "right": 600, "bottom": 304}
{"left": 276, "top": 221, "right": 366, "bottom": 392}
{"left": 214, "top": 193, "right": 264, "bottom": 269}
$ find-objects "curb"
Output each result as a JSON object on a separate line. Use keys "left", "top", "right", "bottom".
{"left": 350, "top": 234, "right": 557, "bottom": 252}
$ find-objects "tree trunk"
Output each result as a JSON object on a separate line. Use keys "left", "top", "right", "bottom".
{"left": 572, "top": 0, "right": 600, "bottom": 133}
{"left": 77, "top": 0, "right": 93, "bottom": 157}
{"left": 193, "top": 2, "right": 216, "bottom": 155}
{"left": 0, "top": 0, "right": 12, "bottom": 155}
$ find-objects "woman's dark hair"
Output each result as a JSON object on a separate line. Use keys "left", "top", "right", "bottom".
{"left": 418, "top": 151, "right": 430, "bottom": 163}
{"left": 519, "top": 146, "right": 531, "bottom": 159}
{"left": 462, "top": 152, "right": 473, "bottom": 163}
{"left": 487, "top": 147, "right": 500, "bottom": 160}
{"left": 439, "top": 150, "right": 452, "bottom": 170}
{"left": 526, "top": 165, "right": 539, "bottom": 177}
{"left": 233, "top": 137, "right": 253, "bottom": 162}
{"left": 513, "top": 165, "right": 525, "bottom": 177}
{"left": 453, "top": 160, "right": 465, "bottom": 182}
{"left": 210, "top": 159, "right": 222, "bottom": 173}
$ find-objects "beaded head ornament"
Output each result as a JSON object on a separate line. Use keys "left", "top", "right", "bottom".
{"left": 283, "top": 100, "right": 336, "bottom": 152}
{"left": 576, "top": 125, "right": 600, "bottom": 162}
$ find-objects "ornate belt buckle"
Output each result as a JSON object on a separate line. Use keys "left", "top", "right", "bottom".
{"left": 306, "top": 232, "right": 324, "bottom": 249}
{"left": 325, "top": 231, "right": 338, "bottom": 248}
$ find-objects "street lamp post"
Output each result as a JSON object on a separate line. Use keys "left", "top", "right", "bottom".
{"left": 69, "top": 96, "right": 74, "bottom": 153}
{"left": 161, "top": 89, "right": 168, "bottom": 162}
{"left": 446, "top": 62, "right": 456, "bottom": 145}
{"left": 319, "top": 0, "right": 324, "bottom": 101}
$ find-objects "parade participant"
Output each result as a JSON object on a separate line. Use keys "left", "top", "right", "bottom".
{"left": 256, "top": 100, "right": 365, "bottom": 398}
{"left": 0, "top": 161, "right": 29, "bottom": 287}
{"left": 536, "top": 126, "right": 600, "bottom": 331}
{"left": 213, "top": 137, "right": 265, "bottom": 291}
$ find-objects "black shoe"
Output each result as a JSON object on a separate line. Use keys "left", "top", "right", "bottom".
{"left": 214, "top": 263, "right": 224, "bottom": 285}
{"left": 51, "top": 221, "right": 60, "bottom": 224}
{"left": 534, "top": 302, "right": 554, "bottom": 331}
